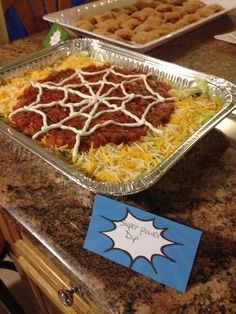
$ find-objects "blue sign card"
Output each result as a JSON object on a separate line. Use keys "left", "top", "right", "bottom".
{"left": 84, "top": 194, "right": 202, "bottom": 292}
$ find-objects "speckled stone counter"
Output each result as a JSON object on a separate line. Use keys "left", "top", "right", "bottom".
{"left": 0, "top": 9, "right": 236, "bottom": 314}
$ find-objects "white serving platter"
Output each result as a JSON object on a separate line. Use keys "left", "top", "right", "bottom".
{"left": 43, "top": 0, "right": 236, "bottom": 53}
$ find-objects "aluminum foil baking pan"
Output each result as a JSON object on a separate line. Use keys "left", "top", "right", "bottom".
{"left": 0, "top": 38, "right": 235, "bottom": 195}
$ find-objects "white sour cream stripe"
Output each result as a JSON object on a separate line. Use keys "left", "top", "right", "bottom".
{"left": 9, "top": 66, "right": 173, "bottom": 161}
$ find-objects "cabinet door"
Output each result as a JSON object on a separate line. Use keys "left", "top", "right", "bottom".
{"left": 0, "top": 211, "right": 103, "bottom": 314}
{"left": 15, "top": 255, "right": 78, "bottom": 314}
{"left": 14, "top": 238, "right": 93, "bottom": 314}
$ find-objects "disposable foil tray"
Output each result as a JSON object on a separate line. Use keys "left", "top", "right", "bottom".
{"left": 0, "top": 38, "right": 235, "bottom": 195}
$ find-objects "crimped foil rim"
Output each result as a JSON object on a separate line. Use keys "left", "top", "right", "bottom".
{"left": 0, "top": 38, "right": 235, "bottom": 195}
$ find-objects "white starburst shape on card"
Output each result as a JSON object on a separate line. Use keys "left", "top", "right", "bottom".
{"left": 50, "top": 30, "right": 61, "bottom": 46}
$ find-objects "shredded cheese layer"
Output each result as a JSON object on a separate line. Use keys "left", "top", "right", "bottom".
{"left": 0, "top": 54, "right": 222, "bottom": 184}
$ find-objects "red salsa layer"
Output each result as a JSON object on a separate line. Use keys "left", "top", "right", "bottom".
{"left": 10, "top": 65, "right": 175, "bottom": 153}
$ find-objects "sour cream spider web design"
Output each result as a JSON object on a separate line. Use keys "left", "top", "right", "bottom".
{"left": 9, "top": 65, "right": 175, "bottom": 161}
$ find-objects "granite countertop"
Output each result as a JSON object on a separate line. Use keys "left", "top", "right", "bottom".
{"left": 0, "top": 10, "right": 236, "bottom": 314}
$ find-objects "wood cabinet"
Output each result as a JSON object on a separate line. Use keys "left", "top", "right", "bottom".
{"left": 0, "top": 211, "right": 102, "bottom": 314}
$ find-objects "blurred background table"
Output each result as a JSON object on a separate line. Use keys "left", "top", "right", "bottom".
{"left": 0, "top": 7, "right": 236, "bottom": 82}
